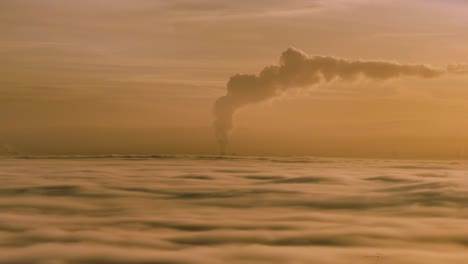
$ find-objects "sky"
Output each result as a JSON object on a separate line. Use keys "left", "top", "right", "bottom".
{"left": 2, "top": 0, "right": 468, "bottom": 157}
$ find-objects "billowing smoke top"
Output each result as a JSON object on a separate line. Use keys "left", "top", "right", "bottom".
{"left": 213, "top": 47, "right": 445, "bottom": 154}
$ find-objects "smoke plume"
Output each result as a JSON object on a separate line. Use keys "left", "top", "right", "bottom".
{"left": 213, "top": 47, "right": 446, "bottom": 154}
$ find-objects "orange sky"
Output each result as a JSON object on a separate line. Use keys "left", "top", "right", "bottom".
{"left": 1, "top": 0, "right": 468, "bottom": 157}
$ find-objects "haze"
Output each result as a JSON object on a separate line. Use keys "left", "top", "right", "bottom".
{"left": 2, "top": 0, "right": 468, "bottom": 158}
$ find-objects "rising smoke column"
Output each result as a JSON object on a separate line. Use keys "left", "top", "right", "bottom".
{"left": 213, "top": 47, "right": 445, "bottom": 154}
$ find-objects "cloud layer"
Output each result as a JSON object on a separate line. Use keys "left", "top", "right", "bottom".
{"left": 1, "top": 156, "right": 468, "bottom": 263}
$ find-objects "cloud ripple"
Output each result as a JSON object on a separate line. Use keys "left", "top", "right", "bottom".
{"left": 1, "top": 157, "right": 468, "bottom": 263}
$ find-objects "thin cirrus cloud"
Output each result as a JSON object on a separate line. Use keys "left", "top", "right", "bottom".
{"left": 159, "top": 0, "right": 324, "bottom": 21}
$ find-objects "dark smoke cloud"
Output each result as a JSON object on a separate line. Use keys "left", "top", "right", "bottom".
{"left": 213, "top": 47, "right": 445, "bottom": 154}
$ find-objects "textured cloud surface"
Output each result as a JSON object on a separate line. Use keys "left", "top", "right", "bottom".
{"left": 1, "top": 157, "right": 468, "bottom": 263}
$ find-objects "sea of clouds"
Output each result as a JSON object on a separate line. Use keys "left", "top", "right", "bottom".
{"left": 1, "top": 156, "right": 468, "bottom": 264}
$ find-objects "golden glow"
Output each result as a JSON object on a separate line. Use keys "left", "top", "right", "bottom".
{"left": 1, "top": 0, "right": 468, "bottom": 158}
